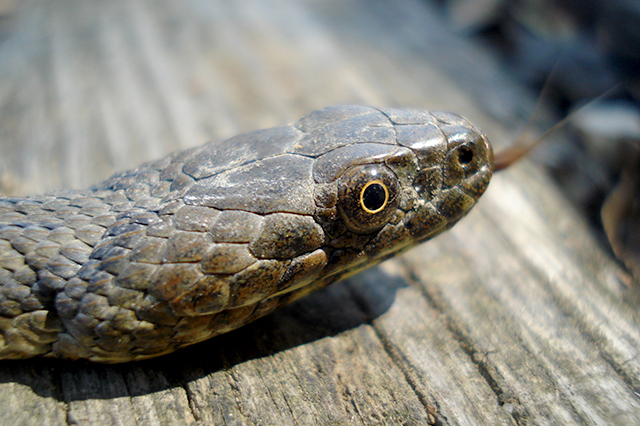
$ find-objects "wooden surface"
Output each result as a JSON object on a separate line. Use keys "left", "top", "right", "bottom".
{"left": 1, "top": 0, "right": 639, "bottom": 425}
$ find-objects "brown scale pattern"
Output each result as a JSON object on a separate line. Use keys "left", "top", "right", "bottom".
{"left": 0, "top": 133, "right": 331, "bottom": 361}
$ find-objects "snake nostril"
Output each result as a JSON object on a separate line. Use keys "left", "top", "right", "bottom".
{"left": 457, "top": 146, "right": 474, "bottom": 165}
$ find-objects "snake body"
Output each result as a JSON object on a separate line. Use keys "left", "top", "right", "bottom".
{"left": 0, "top": 106, "right": 493, "bottom": 362}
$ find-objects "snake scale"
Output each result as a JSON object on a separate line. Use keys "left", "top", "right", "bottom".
{"left": 0, "top": 106, "right": 493, "bottom": 362}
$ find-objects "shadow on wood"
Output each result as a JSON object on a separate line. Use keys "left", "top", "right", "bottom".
{"left": 0, "top": 267, "right": 406, "bottom": 401}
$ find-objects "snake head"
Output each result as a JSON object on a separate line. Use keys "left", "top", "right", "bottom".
{"left": 382, "top": 108, "right": 494, "bottom": 243}
{"left": 173, "top": 105, "right": 493, "bottom": 308}
{"left": 301, "top": 106, "right": 494, "bottom": 282}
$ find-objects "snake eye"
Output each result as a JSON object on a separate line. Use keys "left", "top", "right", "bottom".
{"left": 338, "top": 164, "right": 399, "bottom": 234}
{"left": 360, "top": 180, "right": 388, "bottom": 214}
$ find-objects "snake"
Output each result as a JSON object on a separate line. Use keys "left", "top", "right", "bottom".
{"left": 0, "top": 105, "right": 493, "bottom": 362}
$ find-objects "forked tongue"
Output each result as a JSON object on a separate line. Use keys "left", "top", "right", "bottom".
{"left": 493, "top": 83, "right": 620, "bottom": 171}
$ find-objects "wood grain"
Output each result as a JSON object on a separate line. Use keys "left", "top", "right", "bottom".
{"left": 1, "top": 0, "right": 639, "bottom": 424}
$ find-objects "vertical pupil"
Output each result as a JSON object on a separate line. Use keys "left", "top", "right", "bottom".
{"left": 362, "top": 183, "right": 386, "bottom": 212}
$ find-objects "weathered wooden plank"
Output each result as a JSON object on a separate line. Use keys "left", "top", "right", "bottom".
{"left": 0, "top": 363, "right": 67, "bottom": 426}
{"left": 59, "top": 364, "right": 198, "bottom": 425}
{"left": 351, "top": 265, "right": 518, "bottom": 425}
{"left": 176, "top": 278, "right": 431, "bottom": 425}
{"left": 1, "top": 0, "right": 639, "bottom": 425}
{"left": 401, "top": 185, "right": 640, "bottom": 424}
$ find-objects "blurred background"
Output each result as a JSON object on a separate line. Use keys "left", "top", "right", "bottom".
{"left": 436, "top": 0, "right": 640, "bottom": 279}
{"left": 0, "top": 0, "right": 638, "bottom": 279}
